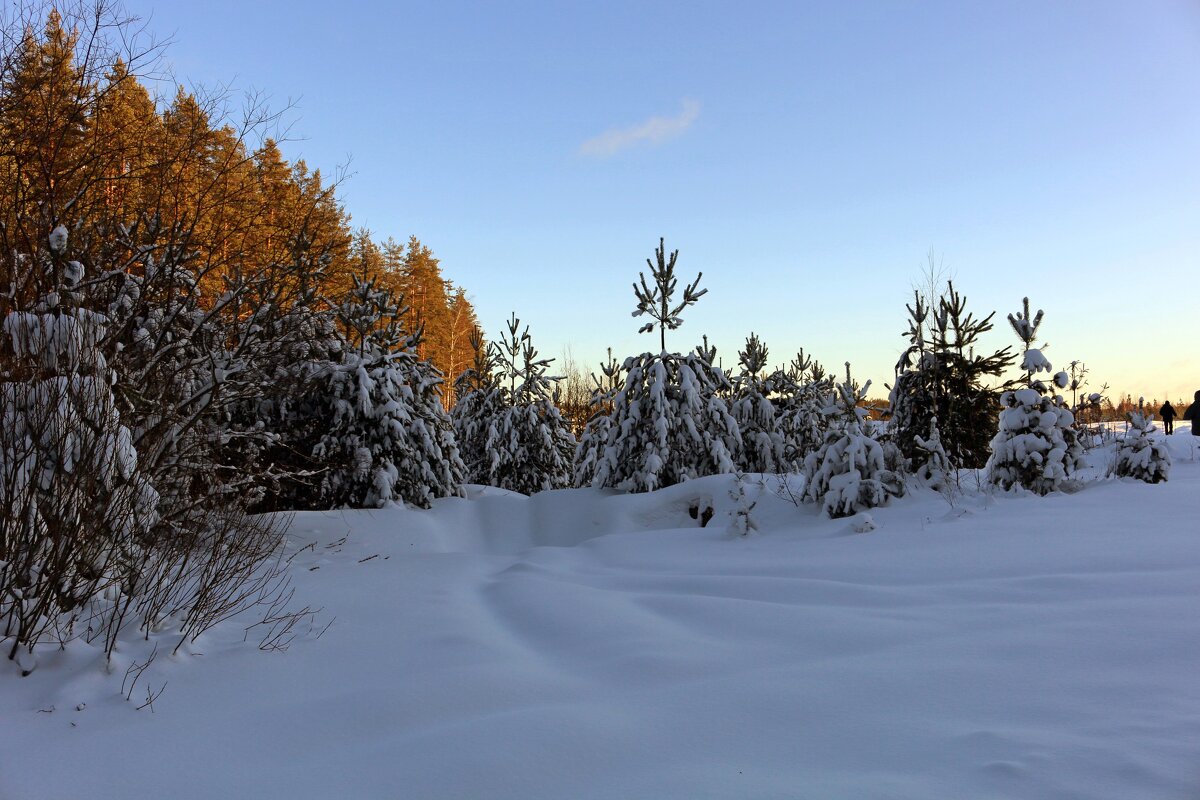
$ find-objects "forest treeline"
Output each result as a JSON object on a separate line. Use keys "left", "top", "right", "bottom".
{"left": 0, "top": 6, "right": 480, "bottom": 407}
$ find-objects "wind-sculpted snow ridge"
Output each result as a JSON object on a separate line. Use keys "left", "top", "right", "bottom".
{"left": 2, "top": 439, "right": 1199, "bottom": 800}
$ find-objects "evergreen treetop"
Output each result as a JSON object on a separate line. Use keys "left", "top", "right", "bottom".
{"left": 890, "top": 279, "right": 1014, "bottom": 470}
{"left": 632, "top": 237, "right": 706, "bottom": 352}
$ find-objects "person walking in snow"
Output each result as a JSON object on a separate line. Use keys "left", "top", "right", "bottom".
{"left": 1183, "top": 391, "right": 1200, "bottom": 436}
{"left": 1160, "top": 401, "right": 1177, "bottom": 435}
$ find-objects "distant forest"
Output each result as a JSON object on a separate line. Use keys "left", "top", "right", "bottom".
{"left": 0, "top": 6, "right": 480, "bottom": 407}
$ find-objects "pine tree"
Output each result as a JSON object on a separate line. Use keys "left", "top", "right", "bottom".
{"left": 396, "top": 236, "right": 450, "bottom": 363}
{"left": 252, "top": 139, "right": 305, "bottom": 270}
{"left": 0, "top": 10, "right": 98, "bottom": 295}
{"left": 1110, "top": 411, "right": 1170, "bottom": 484}
{"left": 774, "top": 349, "right": 833, "bottom": 466}
{"left": 590, "top": 239, "right": 740, "bottom": 492}
{"left": 572, "top": 348, "right": 623, "bottom": 487}
{"left": 451, "top": 326, "right": 507, "bottom": 484}
{"left": 803, "top": 364, "right": 905, "bottom": 518}
{"left": 89, "top": 58, "right": 163, "bottom": 235}
{"left": 985, "top": 298, "right": 1084, "bottom": 495}
{"left": 289, "top": 159, "right": 355, "bottom": 297}
{"left": 730, "top": 332, "right": 788, "bottom": 473}
{"left": 463, "top": 314, "right": 574, "bottom": 494}
{"left": 632, "top": 238, "right": 707, "bottom": 354}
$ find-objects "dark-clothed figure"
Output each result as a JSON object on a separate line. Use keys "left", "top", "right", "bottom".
{"left": 1184, "top": 391, "right": 1200, "bottom": 436}
{"left": 1160, "top": 401, "right": 1177, "bottom": 435}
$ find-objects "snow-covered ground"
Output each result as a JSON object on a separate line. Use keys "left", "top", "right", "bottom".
{"left": 3, "top": 430, "right": 1199, "bottom": 799}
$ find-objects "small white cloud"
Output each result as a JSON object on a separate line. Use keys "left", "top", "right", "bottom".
{"left": 579, "top": 99, "right": 700, "bottom": 157}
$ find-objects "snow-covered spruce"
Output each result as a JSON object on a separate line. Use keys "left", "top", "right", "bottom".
{"left": 455, "top": 314, "right": 574, "bottom": 495}
{"left": 985, "top": 298, "right": 1083, "bottom": 495}
{"left": 592, "top": 349, "right": 741, "bottom": 492}
{"left": 802, "top": 364, "right": 904, "bottom": 518}
{"left": 572, "top": 349, "right": 623, "bottom": 487}
{"left": 773, "top": 349, "right": 833, "bottom": 467}
{"left": 1110, "top": 411, "right": 1170, "bottom": 484}
{"left": 452, "top": 326, "right": 507, "bottom": 484}
{"left": 311, "top": 275, "right": 464, "bottom": 508}
{"left": 588, "top": 239, "right": 740, "bottom": 492}
{"left": 730, "top": 332, "right": 789, "bottom": 474}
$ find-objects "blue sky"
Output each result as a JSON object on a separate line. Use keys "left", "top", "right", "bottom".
{"left": 130, "top": 0, "right": 1200, "bottom": 401}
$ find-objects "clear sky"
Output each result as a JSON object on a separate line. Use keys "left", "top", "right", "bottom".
{"left": 127, "top": 0, "right": 1200, "bottom": 402}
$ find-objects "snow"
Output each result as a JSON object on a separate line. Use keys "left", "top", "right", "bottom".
{"left": 48, "top": 224, "right": 68, "bottom": 254}
{"left": 1021, "top": 348, "right": 1052, "bottom": 374}
{"left": 3, "top": 431, "right": 1200, "bottom": 798}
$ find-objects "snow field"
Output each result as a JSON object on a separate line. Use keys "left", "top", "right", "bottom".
{"left": 2, "top": 430, "right": 1199, "bottom": 799}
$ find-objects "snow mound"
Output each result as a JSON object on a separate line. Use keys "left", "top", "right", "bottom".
{"left": 380, "top": 474, "right": 808, "bottom": 555}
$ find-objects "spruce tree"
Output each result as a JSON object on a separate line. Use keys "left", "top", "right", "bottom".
{"left": 985, "top": 298, "right": 1084, "bottom": 494}
{"left": 890, "top": 281, "right": 1014, "bottom": 472}
{"left": 309, "top": 273, "right": 464, "bottom": 508}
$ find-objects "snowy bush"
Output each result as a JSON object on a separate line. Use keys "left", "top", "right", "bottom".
{"left": 0, "top": 10, "right": 374, "bottom": 673}
{"left": 1, "top": 227, "right": 304, "bottom": 671}
{"left": 803, "top": 364, "right": 905, "bottom": 518}
{"left": 986, "top": 388, "right": 1082, "bottom": 494}
{"left": 1, "top": 298, "right": 157, "bottom": 669}
{"left": 985, "top": 299, "right": 1084, "bottom": 495}
{"left": 1110, "top": 412, "right": 1170, "bottom": 484}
